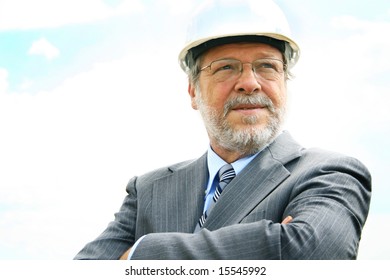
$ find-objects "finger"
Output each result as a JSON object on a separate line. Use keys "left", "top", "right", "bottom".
{"left": 281, "top": 215, "right": 293, "bottom": 224}
{"left": 119, "top": 247, "right": 132, "bottom": 260}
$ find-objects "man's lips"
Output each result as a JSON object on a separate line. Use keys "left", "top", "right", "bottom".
{"left": 231, "top": 104, "right": 266, "bottom": 111}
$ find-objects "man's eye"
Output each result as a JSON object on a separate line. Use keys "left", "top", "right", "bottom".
{"left": 258, "top": 63, "right": 276, "bottom": 69}
{"left": 215, "top": 64, "right": 234, "bottom": 72}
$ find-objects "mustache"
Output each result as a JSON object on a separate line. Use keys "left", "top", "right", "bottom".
{"left": 223, "top": 94, "right": 275, "bottom": 116}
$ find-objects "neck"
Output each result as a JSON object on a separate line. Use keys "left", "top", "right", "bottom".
{"left": 210, "top": 143, "right": 251, "bottom": 163}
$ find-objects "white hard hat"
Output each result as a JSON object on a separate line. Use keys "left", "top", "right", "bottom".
{"left": 179, "top": 0, "right": 300, "bottom": 71}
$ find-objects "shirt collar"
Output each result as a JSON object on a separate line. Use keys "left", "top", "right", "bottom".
{"left": 206, "top": 146, "right": 260, "bottom": 189}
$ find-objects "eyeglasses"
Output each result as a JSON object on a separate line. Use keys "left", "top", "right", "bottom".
{"left": 200, "top": 58, "right": 286, "bottom": 82}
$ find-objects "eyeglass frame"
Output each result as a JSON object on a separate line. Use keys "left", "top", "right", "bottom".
{"left": 199, "top": 57, "right": 287, "bottom": 82}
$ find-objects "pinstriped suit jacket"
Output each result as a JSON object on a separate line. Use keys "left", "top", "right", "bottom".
{"left": 74, "top": 131, "right": 371, "bottom": 259}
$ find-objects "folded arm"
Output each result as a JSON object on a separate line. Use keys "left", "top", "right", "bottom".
{"left": 76, "top": 154, "right": 371, "bottom": 260}
{"left": 129, "top": 156, "right": 371, "bottom": 260}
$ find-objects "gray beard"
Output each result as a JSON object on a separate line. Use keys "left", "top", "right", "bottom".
{"left": 195, "top": 92, "right": 285, "bottom": 157}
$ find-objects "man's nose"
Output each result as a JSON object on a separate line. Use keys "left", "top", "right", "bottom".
{"left": 234, "top": 64, "right": 262, "bottom": 94}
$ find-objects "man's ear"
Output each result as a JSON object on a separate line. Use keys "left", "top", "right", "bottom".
{"left": 188, "top": 83, "right": 198, "bottom": 110}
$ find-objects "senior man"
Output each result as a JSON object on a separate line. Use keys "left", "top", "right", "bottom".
{"left": 75, "top": 0, "right": 371, "bottom": 260}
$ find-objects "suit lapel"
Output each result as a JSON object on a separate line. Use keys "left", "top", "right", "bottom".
{"left": 203, "top": 131, "right": 303, "bottom": 230}
{"left": 151, "top": 153, "right": 208, "bottom": 233}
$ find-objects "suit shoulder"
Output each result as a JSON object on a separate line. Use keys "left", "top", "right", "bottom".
{"left": 299, "top": 147, "right": 371, "bottom": 177}
{"left": 302, "top": 147, "right": 362, "bottom": 162}
{"left": 135, "top": 158, "right": 198, "bottom": 182}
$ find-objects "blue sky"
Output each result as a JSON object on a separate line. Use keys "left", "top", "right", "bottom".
{"left": 0, "top": 0, "right": 389, "bottom": 260}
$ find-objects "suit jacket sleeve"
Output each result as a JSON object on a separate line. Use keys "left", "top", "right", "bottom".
{"left": 74, "top": 176, "right": 138, "bottom": 259}
{"left": 130, "top": 153, "right": 371, "bottom": 260}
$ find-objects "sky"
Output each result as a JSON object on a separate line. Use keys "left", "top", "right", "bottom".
{"left": 0, "top": 0, "right": 389, "bottom": 260}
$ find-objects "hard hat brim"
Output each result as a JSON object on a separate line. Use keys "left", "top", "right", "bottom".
{"left": 179, "top": 33, "right": 300, "bottom": 71}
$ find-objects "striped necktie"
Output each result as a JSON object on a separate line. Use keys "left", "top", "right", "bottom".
{"left": 195, "top": 163, "right": 236, "bottom": 231}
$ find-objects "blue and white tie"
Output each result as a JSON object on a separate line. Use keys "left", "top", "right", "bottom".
{"left": 196, "top": 164, "right": 236, "bottom": 230}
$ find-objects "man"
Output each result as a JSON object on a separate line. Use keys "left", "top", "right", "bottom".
{"left": 75, "top": 0, "right": 371, "bottom": 260}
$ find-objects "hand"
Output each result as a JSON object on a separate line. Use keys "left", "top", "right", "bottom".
{"left": 119, "top": 247, "right": 132, "bottom": 260}
{"left": 281, "top": 216, "right": 293, "bottom": 224}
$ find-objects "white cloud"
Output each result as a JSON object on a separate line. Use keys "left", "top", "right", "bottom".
{"left": 331, "top": 14, "right": 390, "bottom": 33}
{"left": 19, "top": 79, "right": 34, "bottom": 91}
{"left": 330, "top": 16, "right": 390, "bottom": 74}
{"left": 0, "top": 0, "right": 145, "bottom": 30}
{"left": 165, "top": 0, "right": 196, "bottom": 15}
{"left": 28, "top": 38, "right": 60, "bottom": 60}
{"left": 0, "top": 42, "right": 205, "bottom": 259}
{"left": 358, "top": 213, "right": 390, "bottom": 259}
{"left": 331, "top": 15, "right": 367, "bottom": 30}
{"left": 286, "top": 15, "right": 390, "bottom": 150}
{"left": 0, "top": 68, "right": 9, "bottom": 94}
